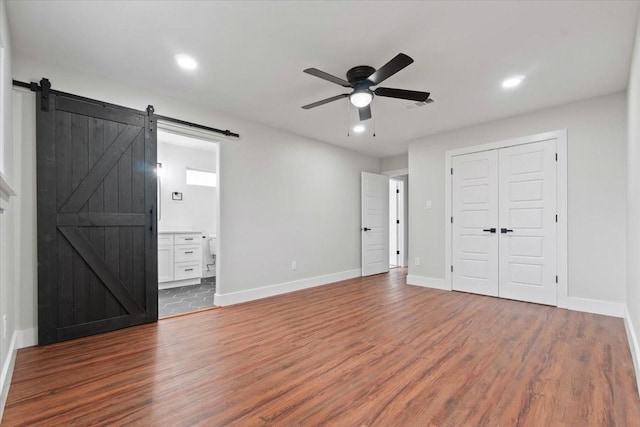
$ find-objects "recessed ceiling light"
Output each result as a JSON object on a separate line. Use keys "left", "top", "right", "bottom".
{"left": 353, "top": 124, "right": 365, "bottom": 133}
{"left": 502, "top": 75, "right": 525, "bottom": 89}
{"left": 175, "top": 54, "right": 198, "bottom": 71}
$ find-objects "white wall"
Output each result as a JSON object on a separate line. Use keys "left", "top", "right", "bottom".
{"left": 0, "top": 0, "right": 18, "bottom": 414}
{"left": 10, "top": 54, "right": 380, "bottom": 321}
{"left": 381, "top": 154, "right": 408, "bottom": 172}
{"left": 409, "top": 92, "right": 627, "bottom": 304}
{"left": 626, "top": 13, "right": 640, "bottom": 392}
{"left": 157, "top": 140, "right": 217, "bottom": 272}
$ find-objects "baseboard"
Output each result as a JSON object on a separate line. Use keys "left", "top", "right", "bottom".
{"left": 624, "top": 305, "right": 640, "bottom": 397}
{"left": 0, "top": 327, "right": 37, "bottom": 421}
{"left": 0, "top": 331, "right": 18, "bottom": 421}
{"left": 214, "top": 269, "right": 361, "bottom": 306}
{"left": 406, "top": 275, "right": 451, "bottom": 291}
{"left": 16, "top": 328, "right": 37, "bottom": 348}
{"left": 566, "top": 297, "right": 625, "bottom": 318}
{"left": 159, "top": 277, "right": 201, "bottom": 290}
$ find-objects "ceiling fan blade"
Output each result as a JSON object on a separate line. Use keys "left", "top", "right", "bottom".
{"left": 359, "top": 104, "right": 372, "bottom": 121}
{"left": 374, "top": 87, "right": 430, "bottom": 102}
{"left": 301, "top": 93, "right": 349, "bottom": 109}
{"left": 304, "top": 68, "right": 352, "bottom": 87}
{"left": 366, "top": 53, "right": 414, "bottom": 86}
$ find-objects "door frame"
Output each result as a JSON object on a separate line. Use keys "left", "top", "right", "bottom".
{"left": 444, "top": 129, "right": 568, "bottom": 308}
{"left": 155, "top": 119, "right": 225, "bottom": 302}
{"left": 382, "top": 168, "right": 409, "bottom": 268}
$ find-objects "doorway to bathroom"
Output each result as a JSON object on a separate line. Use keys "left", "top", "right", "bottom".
{"left": 156, "top": 126, "right": 220, "bottom": 318}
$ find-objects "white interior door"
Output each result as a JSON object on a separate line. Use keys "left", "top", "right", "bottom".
{"left": 498, "top": 140, "right": 557, "bottom": 305}
{"left": 362, "top": 172, "right": 389, "bottom": 276}
{"left": 452, "top": 151, "right": 499, "bottom": 296}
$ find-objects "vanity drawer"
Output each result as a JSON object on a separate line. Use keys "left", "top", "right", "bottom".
{"left": 175, "top": 245, "right": 201, "bottom": 262}
{"left": 174, "top": 261, "right": 201, "bottom": 280}
{"left": 175, "top": 234, "right": 201, "bottom": 245}
{"left": 158, "top": 234, "right": 174, "bottom": 247}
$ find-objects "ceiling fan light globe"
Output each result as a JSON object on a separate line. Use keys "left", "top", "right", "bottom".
{"left": 350, "top": 91, "right": 373, "bottom": 108}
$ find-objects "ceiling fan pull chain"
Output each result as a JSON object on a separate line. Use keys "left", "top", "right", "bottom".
{"left": 372, "top": 100, "right": 376, "bottom": 137}
{"left": 346, "top": 100, "right": 351, "bottom": 137}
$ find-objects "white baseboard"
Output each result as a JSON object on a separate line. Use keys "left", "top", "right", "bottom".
{"left": 566, "top": 297, "right": 625, "bottom": 318}
{"left": 625, "top": 305, "right": 640, "bottom": 397}
{"left": 0, "top": 331, "right": 18, "bottom": 421}
{"left": 16, "top": 328, "right": 37, "bottom": 348}
{"left": 214, "top": 269, "right": 361, "bottom": 306}
{"left": 406, "top": 275, "right": 451, "bottom": 291}
{"left": 159, "top": 277, "right": 201, "bottom": 290}
{"left": 0, "top": 327, "right": 37, "bottom": 421}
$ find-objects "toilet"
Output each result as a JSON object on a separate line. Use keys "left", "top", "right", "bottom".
{"left": 208, "top": 234, "right": 217, "bottom": 256}
{"left": 206, "top": 234, "right": 217, "bottom": 277}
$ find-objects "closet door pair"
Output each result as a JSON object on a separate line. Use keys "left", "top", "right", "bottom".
{"left": 451, "top": 140, "right": 557, "bottom": 306}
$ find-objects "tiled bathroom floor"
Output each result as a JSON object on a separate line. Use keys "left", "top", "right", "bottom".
{"left": 158, "top": 277, "right": 216, "bottom": 318}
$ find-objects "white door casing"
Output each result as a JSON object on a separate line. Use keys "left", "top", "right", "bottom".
{"left": 498, "top": 140, "right": 557, "bottom": 305}
{"left": 389, "top": 180, "right": 399, "bottom": 267}
{"left": 451, "top": 151, "right": 500, "bottom": 297}
{"left": 362, "top": 172, "right": 390, "bottom": 276}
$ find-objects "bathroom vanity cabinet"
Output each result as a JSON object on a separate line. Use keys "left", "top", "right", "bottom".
{"left": 158, "top": 231, "right": 203, "bottom": 289}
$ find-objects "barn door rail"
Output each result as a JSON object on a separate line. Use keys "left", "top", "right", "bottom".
{"left": 13, "top": 78, "right": 240, "bottom": 139}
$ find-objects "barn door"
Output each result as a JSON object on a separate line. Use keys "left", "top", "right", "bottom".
{"left": 36, "top": 90, "right": 157, "bottom": 345}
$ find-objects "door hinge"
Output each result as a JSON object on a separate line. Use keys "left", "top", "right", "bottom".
{"left": 556, "top": 275, "right": 558, "bottom": 283}
{"left": 396, "top": 220, "right": 400, "bottom": 224}
{"left": 556, "top": 214, "right": 558, "bottom": 222}
{"left": 396, "top": 189, "right": 400, "bottom": 194}
{"left": 396, "top": 250, "right": 400, "bottom": 255}
{"left": 451, "top": 216, "right": 453, "bottom": 224}
{"left": 451, "top": 168, "right": 453, "bottom": 175}
{"left": 555, "top": 153, "right": 558, "bottom": 161}
{"left": 451, "top": 265, "right": 454, "bottom": 272}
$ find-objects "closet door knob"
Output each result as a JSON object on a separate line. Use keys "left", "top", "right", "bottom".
{"left": 482, "top": 228, "right": 496, "bottom": 233}
{"left": 363, "top": 227, "right": 371, "bottom": 231}
{"left": 501, "top": 228, "right": 514, "bottom": 234}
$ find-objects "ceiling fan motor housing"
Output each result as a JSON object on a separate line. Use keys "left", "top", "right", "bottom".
{"left": 347, "top": 65, "right": 376, "bottom": 85}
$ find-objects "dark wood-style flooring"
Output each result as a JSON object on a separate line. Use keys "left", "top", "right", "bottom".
{"left": 3, "top": 268, "right": 640, "bottom": 425}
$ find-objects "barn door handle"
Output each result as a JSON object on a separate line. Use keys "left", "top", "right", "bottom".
{"left": 150, "top": 205, "right": 157, "bottom": 235}
{"left": 482, "top": 228, "right": 496, "bottom": 233}
{"left": 501, "top": 228, "right": 514, "bottom": 234}
{"left": 363, "top": 227, "right": 371, "bottom": 231}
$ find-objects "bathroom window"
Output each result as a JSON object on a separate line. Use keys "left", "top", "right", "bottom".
{"left": 186, "top": 168, "right": 217, "bottom": 187}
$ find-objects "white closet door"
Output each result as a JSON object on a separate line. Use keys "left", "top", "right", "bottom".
{"left": 452, "top": 151, "right": 499, "bottom": 296}
{"left": 498, "top": 140, "right": 557, "bottom": 305}
{"left": 361, "top": 172, "right": 390, "bottom": 276}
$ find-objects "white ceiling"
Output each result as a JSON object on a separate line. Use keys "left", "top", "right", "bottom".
{"left": 6, "top": 1, "right": 640, "bottom": 158}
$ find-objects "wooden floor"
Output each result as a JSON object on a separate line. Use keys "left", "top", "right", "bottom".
{"left": 4, "top": 269, "right": 640, "bottom": 426}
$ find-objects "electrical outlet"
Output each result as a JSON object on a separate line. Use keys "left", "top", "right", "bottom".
{"left": 426, "top": 200, "right": 432, "bottom": 209}
{"left": 414, "top": 257, "right": 420, "bottom": 266}
{"left": 291, "top": 261, "right": 297, "bottom": 271}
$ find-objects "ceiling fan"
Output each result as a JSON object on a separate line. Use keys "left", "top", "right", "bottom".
{"left": 301, "top": 53, "right": 431, "bottom": 122}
